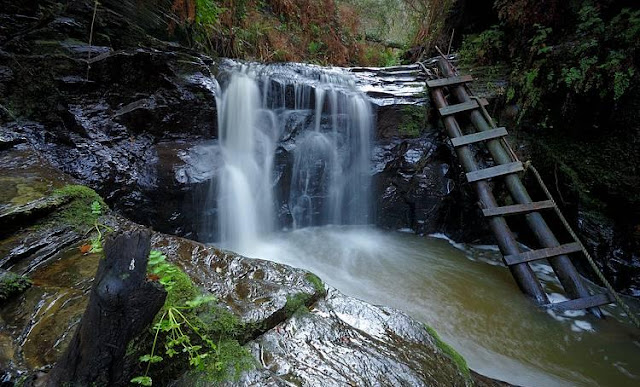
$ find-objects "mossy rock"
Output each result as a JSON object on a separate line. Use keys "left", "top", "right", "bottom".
{"left": 424, "top": 325, "right": 470, "bottom": 380}
{"left": 1, "top": 184, "right": 108, "bottom": 236}
{"left": 281, "top": 272, "right": 325, "bottom": 317}
{"left": 304, "top": 272, "right": 325, "bottom": 295}
{"left": 398, "top": 105, "right": 427, "bottom": 138}
{"left": 0, "top": 269, "right": 31, "bottom": 304}
{"left": 131, "top": 261, "right": 255, "bottom": 385}
{"left": 49, "top": 185, "right": 108, "bottom": 230}
{"left": 284, "top": 292, "right": 313, "bottom": 317}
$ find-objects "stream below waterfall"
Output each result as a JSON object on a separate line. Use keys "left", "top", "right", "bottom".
{"left": 238, "top": 226, "right": 640, "bottom": 387}
{"left": 201, "top": 61, "right": 640, "bottom": 387}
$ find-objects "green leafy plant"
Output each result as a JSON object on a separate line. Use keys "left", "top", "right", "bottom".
{"left": 51, "top": 185, "right": 106, "bottom": 229}
{"left": 308, "top": 40, "right": 324, "bottom": 55}
{"left": 132, "top": 251, "right": 217, "bottom": 385}
{"left": 530, "top": 24, "right": 552, "bottom": 55}
{"left": 87, "top": 200, "right": 112, "bottom": 254}
{"left": 459, "top": 25, "right": 505, "bottom": 65}
{"left": 131, "top": 251, "right": 253, "bottom": 385}
{"left": 49, "top": 185, "right": 112, "bottom": 253}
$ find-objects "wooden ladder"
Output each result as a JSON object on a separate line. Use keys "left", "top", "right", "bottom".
{"left": 425, "top": 59, "right": 614, "bottom": 313}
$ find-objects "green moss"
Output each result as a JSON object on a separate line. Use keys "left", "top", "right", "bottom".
{"left": 424, "top": 325, "right": 470, "bottom": 379}
{"left": 201, "top": 339, "right": 254, "bottom": 383}
{"left": 284, "top": 292, "right": 313, "bottom": 317}
{"left": 199, "top": 304, "right": 243, "bottom": 339}
{"left": 293, "top": 305, "right": 310, "bottom": 316}
{"left": 0, "top": 271, "right": 32, "bottom": 303}
{"left": 50, "top": 185, "right": 107, "bottom": 230}
{"left": 399, "top": 105, "right": 426, "bottom": 138}
{"left": 163, "top": 263, "right": 199, "bottom": 307}
{"left": 138, "top": 262, "right": 254, "bottom": 385}
{"left": 304, "top": 272, "right": 325, "bottom": 295}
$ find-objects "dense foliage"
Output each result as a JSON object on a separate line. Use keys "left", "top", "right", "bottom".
{"left": 460, "top": 0, "right": 639, "bottom": 126}
{"left": 459, "top": 0, "right": 640, "bottom": 253}
{"left": 160, "top": 0, "right": 459, "bottom": 65}
{"left": 164, "top": 0, "right": 397, "bottom": 65}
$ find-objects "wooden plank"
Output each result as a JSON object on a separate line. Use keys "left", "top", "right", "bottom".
{"left": 466, "top": 161, "right": 523, "bottom": 183}
{"left": 504, "top": 242, "right": 582, "bottom": 266}
{"left": 439, "top": 98, "right": 489, "bottom": 116}
{"left": 439, "top": 101, "right": 478, "bottom": 116}
{"left": 482, "top": 200, "right": 556, "bottom": 217}
{"left": 427, "top": 75, "right": 474, "bottom": 88}
{"left": 548, "top": 293, "right": 614, "bottom": 311}
{"left": 451, "top": 127, "right": 508, "bottom": 147}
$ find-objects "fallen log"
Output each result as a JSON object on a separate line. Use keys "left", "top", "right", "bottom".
{"left": 45, "top": 229, "right": 166, "bottom": 386}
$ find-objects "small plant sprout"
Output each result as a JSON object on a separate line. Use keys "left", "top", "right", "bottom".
{"left": 87, "top": 200, "right": 112, "bottom": 253}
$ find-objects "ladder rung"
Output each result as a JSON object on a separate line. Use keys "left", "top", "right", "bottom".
{"left": 466, "top": 161, "right": 523, "bottom": 183}
{"left": 504, "top": 242, "right": 582, "bottom": 266}
{"left": 439, "top": 98, "right": 488, "bottom": 116}
{"left": 427, "top": 75, "right": 474, "bottom": 88}
{"left": 451, "top": 127, "right": 508, "bottom": 147}
{"left": 547, "top": 293, "right": 614, "bottom": 311}
{"left": 482, "top": 200, "right": 556, "bottom": 217}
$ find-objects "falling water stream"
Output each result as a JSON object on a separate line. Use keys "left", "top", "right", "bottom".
{"left": 207, "top": 61, "right": 640, "bottom": 386}
{"left": 212, "top": 61, "right": 372, "bottom": 252}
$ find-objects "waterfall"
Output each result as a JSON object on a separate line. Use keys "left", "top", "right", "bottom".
{"left": 210, "top": 61, "right": 373, "bottom": 252}
{"left": 216, "top": 70, "right": 276, "bottom": 249}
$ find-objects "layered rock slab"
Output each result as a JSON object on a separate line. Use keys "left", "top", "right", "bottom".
{"left": 232, "top": 288, "right": 472, "bottom": 386}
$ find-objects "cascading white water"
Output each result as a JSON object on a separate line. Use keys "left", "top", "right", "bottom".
{"left": 289, "top": 73, "right": 372, "bottom": 228}
{"left": 216, "top": 69, "right": 276, "bottom": 250}
{"left": 212, "top": 62, "right": 373, "bottom": 252}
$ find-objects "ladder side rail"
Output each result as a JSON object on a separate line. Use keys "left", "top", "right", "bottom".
{"left": 437, "top": 58, "right": 602, "bottom": 318}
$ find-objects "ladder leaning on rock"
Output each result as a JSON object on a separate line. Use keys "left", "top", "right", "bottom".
{"left": 421, "top": 55, "right": 618, "bottom": 316}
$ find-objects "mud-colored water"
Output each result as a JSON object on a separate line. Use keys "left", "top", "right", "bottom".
{"left": 241, "top": 225, "right": 640, "bottom": 387}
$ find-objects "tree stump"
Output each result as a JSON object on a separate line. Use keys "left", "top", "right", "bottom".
{"left": 45, "top": 229, "right": 166, "bottom": 386}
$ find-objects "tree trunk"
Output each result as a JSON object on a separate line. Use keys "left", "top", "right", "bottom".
{"left": 45, "top": 229, "right": 166, "bottom": 386}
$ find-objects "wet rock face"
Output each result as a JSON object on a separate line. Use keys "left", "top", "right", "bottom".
{"left": 2, "top": 223, "right": 477, "bottom": 386}
{"left": 151, "top": 231, "right": 322, "bottom": 340}
{"left": 1, "top": 0, "right": 486, "bottom": 244}
{"left": 237, "top": 288, "right": 471, "bottom": 387}
{"left": 0, "top": 1, "right": 218, "bottom": 239}
{"left": 152, "top": 233, "right": 477, "bottom": 386}
{"left": 0, "top": 142, "right": 507, "bottom": 386}
{"left": 372, "top": 135, "right": 490, "bottom": 241}
{"left": 0, "top": 149, "right": 85, "bottom": 277}
{"left": 578, "top": 212, "right": 640, "bottom": 297}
